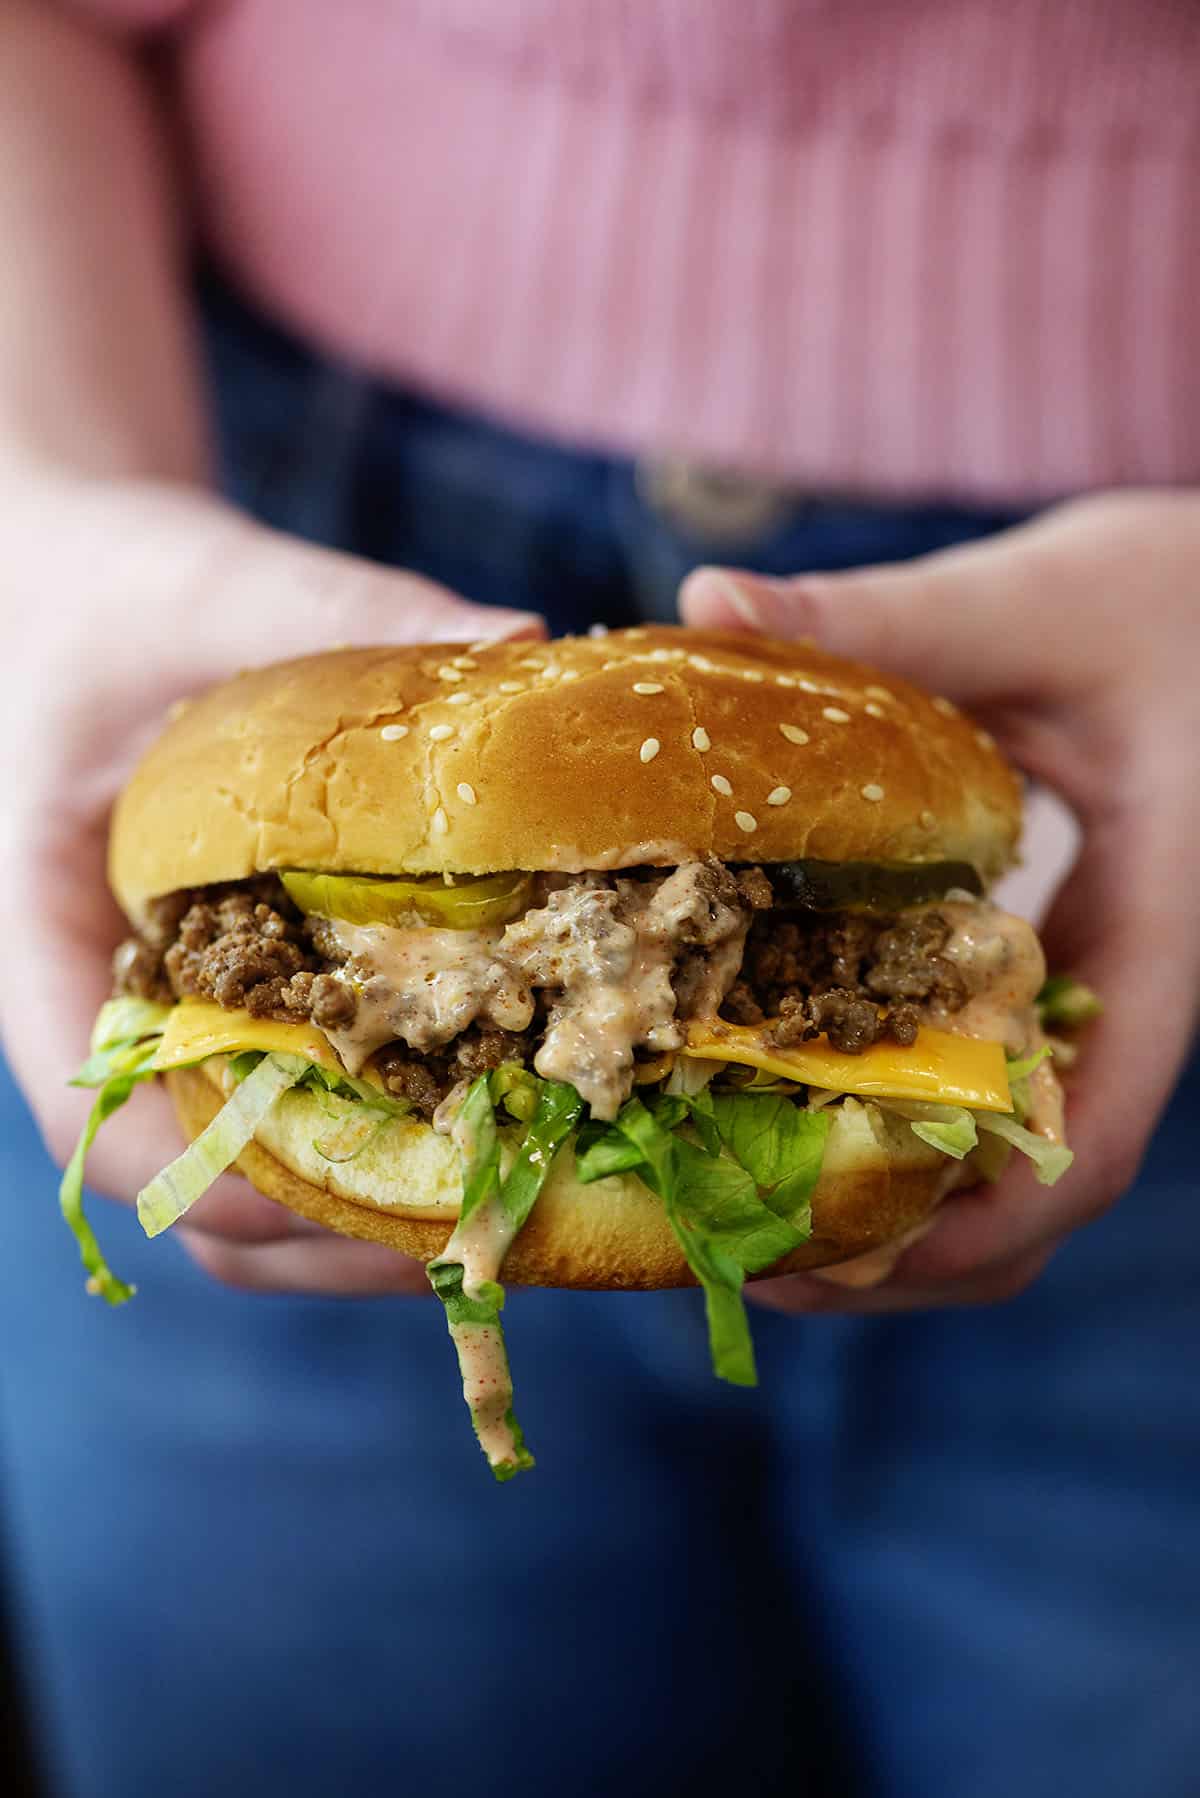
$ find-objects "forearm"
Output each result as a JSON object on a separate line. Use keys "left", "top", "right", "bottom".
{"left": 0, "top": 0, "right": 206, "bottom": 486}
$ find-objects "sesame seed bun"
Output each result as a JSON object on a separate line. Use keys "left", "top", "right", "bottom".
{"left": 167, "top": 1062, "right": 967, "bottom": 1287}
{"left": 110, "top": 627, "right": 1020, "bottom": 923}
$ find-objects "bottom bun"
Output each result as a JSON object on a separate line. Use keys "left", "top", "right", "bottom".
{"left": 166, "top": 1063, "right": 967, "bottom": 1290}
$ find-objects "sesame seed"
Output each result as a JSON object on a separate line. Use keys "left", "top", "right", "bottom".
{"left": 451, "top": 655, "right": 478, "bottom": 670}
{"left": 865, "top": 685, "right": 894, "bottom": 702}
{"left": 633, "top": 681, "right": 665, "bottom": 695}
{"left": 497, "top": 680, "right": 523, "bottom": 694}
{"left": 767, "top": 786, "right": 791, "bottom": 806}
{"left": 467, "top": 640, "right": 491, "bottom": 654}
{"left": 920, "top": 809, "right": 937, "bottom": 829}
{"left": 775, "top": 674, "right": 797, "bottom": 688}
{"left": 518, "top": 658, "right": 545, "bottom": 671}
{"left": 861, "top": 783, "right": 885, "bottom": 803}
{"left": 539, "top": 664, "right": 560, "bottom": 680}
{"left": 437, "top": 665, "right": 465, "bottom": 682}
{"left": 711, "top": 774, "right": 733, "bottom": 797}
{"left": 648, "top": 648, "right": 673, "bottom": 663}
{"left": 976, "top": 728, "right": 996, "bottom": 750}
{"left": 624, "top": 628, "right": 648, "bottom": 639}
{"left": 779, "top": 723, "right": 810, "bottom": 745}
{"left": 447, "top": 690, "right": 472, "bottom": 705}
{"left": 601, "top": 660, "right": 621, "bottom": 671}
{"left": 864, "top": 702, "right": 885, "bottom": 718}
{"left": 688, "top": 654, "right": 715, "bottom": 672}
{"left": 664, "top": 648, "right": 688, "bottom": 662}
{"left": 456, "top": 782, "right": 477, "bottom": 806}
{"left": 797, "top": 678, "right": 821, "bottom": 693}
{"left": 823, "top": 706, "right": 851, "bottom": 723}
{"left": 588, "top": 622, "right": 609, "bottom": 638}
{"left": 735, "top": 810, "right": 758, "bottom": 833}
{"left": 379, "top": 723, "right": 409, "bottom": 741}
{"left": 740, "top": 668, "right": 764, "bottom": 683}
{"left": 432, "top": 807, "right": 449, "bottom": 834}
{"left": 639, "top": 737, "right": 661, "bottom": 763}
{"left": 429, "top": 723, "right": 455, "bottom": 742}
{"left": 691, "top": 726, "right": 711, "bottom": 752}
{"left": 560, "top": 668, "right": 580, "bottom": 682}
{"left": 932, "top": 695, "right": 959, "bottom": 717}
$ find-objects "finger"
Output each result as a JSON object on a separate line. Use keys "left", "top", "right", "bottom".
{"left": 179, "top": 1227, "right": 432, "bottom": 1297}
{"left": 678, "top": 512, "right": 1099, "bottom": 707}
{"left": 142, "top": 495, "right": 547, "bottom": 691}
{"left": 901, "top": 794, "right": 1200, "bottom": 1282}
{"left": 24, "top": 1055, "right": 313, "bottom": 1251}
{"left": 748, "top": 1242, "right": 1054, "bottom": 1315}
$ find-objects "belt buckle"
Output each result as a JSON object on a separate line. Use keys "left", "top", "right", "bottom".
{"left": 636, "top": 457, "right": 793, "bottom": 546}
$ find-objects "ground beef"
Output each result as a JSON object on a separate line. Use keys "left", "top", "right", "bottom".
{"left": 864, "top": 913, "right": 968, "bottom": 1007}
{"left": 162, "top": 889, "right": 317, "bottom": 1016}
{"left": 374, "top": 1024, "right": 536, "bottom": 1119}
{"left": 112, "top": 937, "right": 172, "bottom": 1003}
{"left": 111, "top": 867, "right": 967, "bottom": 1094}
{"left": 112, "top": 879, "right": 338, "bottom": 1021}
{"left": 735, "top": 866, "right": 775, "bottom": 912}
{"left": 730, "top": 907, "right": 965, "bottom": 1054}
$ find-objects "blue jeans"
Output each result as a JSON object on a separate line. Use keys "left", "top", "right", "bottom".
{"left": 2, "top": 273, "right": 1197, "bottom": 1798}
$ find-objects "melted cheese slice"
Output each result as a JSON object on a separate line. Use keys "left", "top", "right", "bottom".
{"left": 153, "top": 1000, "right": 346, "bottom": 1076}
{"left": 683, "top": 1021, "right": 1011, "bottom": 1112}
{"left": 153, "top": 1001, "right": 1010, "bottom": 1114}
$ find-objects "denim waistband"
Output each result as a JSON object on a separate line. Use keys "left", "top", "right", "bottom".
{"left": 197, "top": 267, "right": 1022, "bottom": 633}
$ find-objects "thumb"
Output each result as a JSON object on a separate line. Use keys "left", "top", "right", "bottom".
{"left": 678, "top": 522, "right": 1065, "bottom": 707}
{"left": 161, "top": 499, "right": 547, "bottom": 683}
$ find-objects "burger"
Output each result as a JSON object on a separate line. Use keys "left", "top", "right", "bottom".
{"left": 63, "top": 627, "right": 1079, "bottom": 1479}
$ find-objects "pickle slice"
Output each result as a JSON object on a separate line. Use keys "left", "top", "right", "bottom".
{"left": 766, "top": 859, "right": 983, "bottom": 913}
{"left": 281, "top": 869, "right": 533, "bottom": 930}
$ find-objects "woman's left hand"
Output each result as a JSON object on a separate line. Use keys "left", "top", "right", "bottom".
{"left": 681, "top": 490, "right": 1200, "bottom": 1313}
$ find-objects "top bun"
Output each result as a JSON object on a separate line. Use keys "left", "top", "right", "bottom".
{"left": 110, "top": 627, "right": 1021, "bottom": 922}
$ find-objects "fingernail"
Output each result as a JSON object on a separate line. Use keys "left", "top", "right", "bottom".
{"left": 486, "top": 615, "right": 547, "bottom": 643}
{"left": 428, "top": 610, "right": 546, "bottom": 645}
{"left": 682, "top": 566, "right": 789, "bottom": 632}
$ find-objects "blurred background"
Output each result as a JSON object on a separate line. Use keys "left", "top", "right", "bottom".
{"left": 3, "top": 3, "right": 1198, "bottom": 1796}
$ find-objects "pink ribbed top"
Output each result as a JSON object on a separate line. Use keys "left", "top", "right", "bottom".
{"left": 77, "top": 0, "right": 1200, "bottom": 502}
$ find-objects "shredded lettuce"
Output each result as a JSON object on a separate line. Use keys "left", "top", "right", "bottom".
{"left": 59, "top": 1047, "right": 160, "bottom": 1304}
{"left": 909, "top": 1111, "right": 977, "bottom": 1159}
{"left": 311, "top": 1110, "right": 391, "bottom": 1163}
{"left": 303, "top": 1064, "right": 409, "bottom": 1112}
{"left": 975, "top": 1111, "right": 1074, "bottom": 1186}
{"left": 577, "top": 1091, "right": 829, "bottom": 1387}
{"left": 879, "top": 1100, "right": 981, "bottom": 1161}
{"left": 293, "top": 1064, "right": 413, "bottom": 1161}
{"left": 573, "top": 1124, "right": 646, "bottom": 1182}
{"left": 709, "top": 1093, "right": 829, "bottom": 1231}
{"left": 428, "top": 1073, "right": 583, "bottom": 1480}
{"left": 877, "top": 1093, "right": 1073, "bottom": 1185}
{"left": 136, "top": 1052, "right": 306, "bottom": 1237}
{"left": 1004, "top": 1044, "right": 1052, "bottom": 1123}
{"left": 71, "top": 996, "right": 171, "bottom": 1089}
{"left": 59, "top": 998, "right": 173, "bottom": 1302}
{"left": 1037, "top": 975, "right": 1101, "bottom": 1029}
{"left": 664, "top": 1056, "right": 718, "bottom": 1099}
{"left": 1006, "top": 1045, "right": 1052, "bottom": 1083}
{"left": 489, "top": 1062, "right": 541, "bottom": 1123}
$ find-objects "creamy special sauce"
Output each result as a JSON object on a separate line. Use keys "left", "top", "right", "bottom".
{"left": 436, "top": 1105, "right": 527, "bottom": 1470}
{"left": 313, "top": 882, "right": 1064, "bottom": 1138}
{"left": 446, "top": 1319, "right": 522, "bottom": 1469}
{"left": 318, "top": 863, "right": 749, "bottom": 1120}
{"left": 931, "top": 900, "right": 1066, "bottom": 1141}
{"left": 320, "top": 921, "right": 533, "bottom": 1073}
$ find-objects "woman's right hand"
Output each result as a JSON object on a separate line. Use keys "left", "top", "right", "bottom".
{"left": 0, "top": 470, "right": 542, "bottom": 1296}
